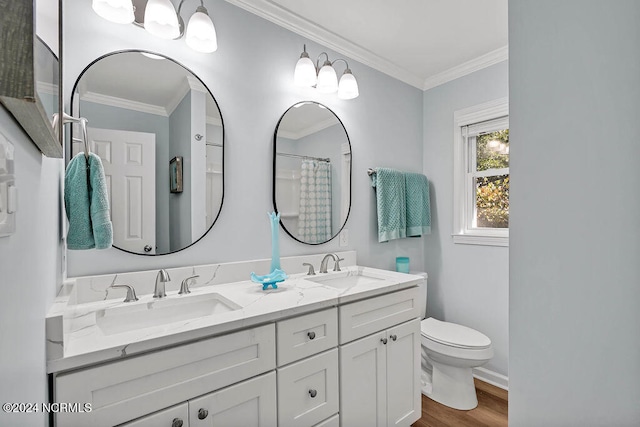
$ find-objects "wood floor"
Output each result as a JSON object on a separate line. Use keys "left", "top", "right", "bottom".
{"left": 411, "top": 379, "right": 508, "bottom": 427}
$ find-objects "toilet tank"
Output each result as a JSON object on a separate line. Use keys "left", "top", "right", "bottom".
{"left": 413, "top": 272, "right": 428, "bottom": 319}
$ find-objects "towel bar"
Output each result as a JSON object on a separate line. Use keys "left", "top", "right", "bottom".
{"left": 367, "top": 168, "right": 376, "bottom": 176}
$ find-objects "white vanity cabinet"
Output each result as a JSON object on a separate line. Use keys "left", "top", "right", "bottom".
{"left": 55, "top": 324, "right": 276, "bottom": 427}
{"left": 338, "top": 288, "right": 421, "bottom": 427}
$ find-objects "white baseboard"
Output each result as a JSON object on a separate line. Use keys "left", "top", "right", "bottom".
{"left": 473, "top": 367, "right": 509, "bottom": 391}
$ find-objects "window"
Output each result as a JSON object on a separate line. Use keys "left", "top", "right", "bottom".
{"left": 453, "top": 98, "right": 509, "bottom": 246}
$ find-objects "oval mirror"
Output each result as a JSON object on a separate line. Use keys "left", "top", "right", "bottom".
{"left": 71, "top": 51, "right": 224, "bottom": 255}
{"left": 273, "top": 101, "right": 351, "bottom": 244}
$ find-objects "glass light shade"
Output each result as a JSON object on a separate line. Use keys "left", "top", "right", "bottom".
{"left": 294, "top": 55, "right": 317, "bottom": 87}
{"left": 338, "top": 70, "right": 359, "bottom": 100}
{"left": 186, "top": 7, "right": 218, "bottom": 53}
{"left": 92, "top": 0, "right": 134, "bottom": 24}
{"left": 144, "top": 0, "right": 180, "bottom": 39}
{"left": 316, "top": 62, "right": 338, "bottom": 93}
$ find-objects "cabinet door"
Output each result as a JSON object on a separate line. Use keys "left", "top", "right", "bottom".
{"left": 386, "top": 319, "right": 421, "bottom": 427}
{"left": 277, "top": 349, "right": 339, "bottom": 427}
{"left": 339, "top": 331, "right": 387, "bottom": 427}
{"left": 118, "top": 403, "right": 188, "bottom": 427}
{"left": 188, "top": 371, "right": 276, "bottom": 427}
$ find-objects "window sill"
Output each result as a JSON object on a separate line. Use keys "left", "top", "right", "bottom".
{"left": 452, "top": 234, "right": 509, "bottom": 247}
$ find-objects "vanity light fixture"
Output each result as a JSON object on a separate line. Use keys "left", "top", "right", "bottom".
{"left": 93, "top": 0, "right": 218, "bottom": 53}
{"left": 294, "top": 45, "right": 359, "bottom": 100}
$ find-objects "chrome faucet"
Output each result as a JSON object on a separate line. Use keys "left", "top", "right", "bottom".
{"left": 153, "top": 269, "right": 171, "bottom": 298}
{"left": 319, "top": 253, "right": 343, "bottom": 273}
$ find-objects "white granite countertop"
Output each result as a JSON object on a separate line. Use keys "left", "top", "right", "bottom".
{"left": 47, "top": 265, "right": 422, "bottom": 373}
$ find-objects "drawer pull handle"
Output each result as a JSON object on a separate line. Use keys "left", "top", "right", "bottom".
{"left": 390, "top": 334, "right": 397, "bottom": 341}
{"left": 172, "top": 418, "right": 184, "bottom": 427}
{"left": 380, "top": 338, "right": 388, "bottom": 345}
{"left": 307, "top": 331, "right": 316, "bottom": 340}
{"left": 309, "top": 389, "right": 318, "bottom": 398}
{"left": 198, "top": 408, "right": 209, "bottom": 420}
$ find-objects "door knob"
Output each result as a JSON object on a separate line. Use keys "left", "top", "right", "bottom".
{"left": 198, "top": 408, "right": 208, "bottom": 420}
{"left": 390, "top": 334, "right": 397, "bottom": 341}
{"left": 144, "top": 245, "right": 152, "bottom": 252}
{"left": 307, "top": 331, "right": 316, "bottom": 340}
{"left": 380, "top": 338, "right": 388, "bottom": 345}
{"left": 309, "top": 389, "right": 317, "bottom": 398}
{"left": 172, "top": 418, "right": 183, "bottom": 427}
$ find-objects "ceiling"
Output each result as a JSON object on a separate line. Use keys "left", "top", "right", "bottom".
{"left": 224, "top": 0, "right": 508, "bottom": 90}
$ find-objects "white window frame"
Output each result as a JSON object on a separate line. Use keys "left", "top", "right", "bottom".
{"left": 453, "top": 97, "right": 509, "bottom": 247}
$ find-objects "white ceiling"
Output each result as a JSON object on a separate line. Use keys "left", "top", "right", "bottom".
{"left": 224, "top": 0, "right": 508, "bottom": 90}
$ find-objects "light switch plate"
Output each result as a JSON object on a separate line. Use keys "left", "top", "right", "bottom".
{"left": 0, "top": 132, "right": 16, "bottom": 237}
{"left": 339, "top": 229, "right": 348, "bottom": 247}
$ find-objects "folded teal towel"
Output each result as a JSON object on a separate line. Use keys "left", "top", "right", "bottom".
{"left": 371, "top": 168, "right": 406, "bottom": 242}
{"left": 405, "top": 172, "right": 431, "bottom": 237}
{"left": 64, "top": 153, "right": 113, "bottom": 250}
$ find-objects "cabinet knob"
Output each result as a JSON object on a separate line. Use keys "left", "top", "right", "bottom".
{"left": 309, "top": 389, "right": 317, "bottom": 398}
{"left": 380, "top": 338, "right": 388, "bottom": 345}
{"left": 172, "top": 418, "right": 183, "bottom": 427}
{"left": 307, "top": 331, "right": 316, "bottom": 340}
{"left": 390, "top": 334, "right": 397, "bottom": 341}
{"left": 144, "top": 245, "right": 152, "bottom": 252}
{"left": 198, "top": 408, "right": 209, "bottom": 420}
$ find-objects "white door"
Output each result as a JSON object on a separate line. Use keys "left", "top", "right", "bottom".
{"left": 386, "top": 319, "right": 421, "bottom": 427}
{"left": 188, "top": 372, "right": 277, "bottom": 427}
{"left": 88, "top": 127, "right": 156, "bottom": 254}
{"left": 339, "top": 331, "right": 387, "bottom": 427}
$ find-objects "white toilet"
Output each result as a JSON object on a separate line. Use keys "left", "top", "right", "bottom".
{"left": 416, "top": 274, "right": 493, "bottom": 410}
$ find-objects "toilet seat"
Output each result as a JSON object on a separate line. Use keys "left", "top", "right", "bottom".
{"left": 421, "top": 318, "right": 491, "bottom": 349}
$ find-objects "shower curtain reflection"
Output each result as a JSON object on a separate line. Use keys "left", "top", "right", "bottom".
{"left": 298, "top": 159, "right": 332, "bottom": 243}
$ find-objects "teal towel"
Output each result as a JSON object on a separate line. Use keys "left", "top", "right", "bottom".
{"left": 64, "top": 153, "right": 113, "bottom": 250}
{"left": 405, "top": 172, "right": 431, "bottom": 237}
{"left": 371, "top": 168, "right": 406, "bottom": 242}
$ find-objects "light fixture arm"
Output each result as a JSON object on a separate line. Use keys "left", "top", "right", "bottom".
{"left": 330, "top": 58, "right": 351, "bottom": 74}
{"left": 316, "top": 52, "right": 331, "bottom": 70}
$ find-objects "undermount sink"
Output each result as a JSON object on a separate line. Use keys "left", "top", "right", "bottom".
{"left": 305, "top": 269, "right": 386, "bottom": 289}
{"left": 95, "top": 293, "right": 242, "bottom": 336}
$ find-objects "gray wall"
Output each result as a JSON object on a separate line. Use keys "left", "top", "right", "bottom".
{"left": 422, "top": 61, "right": 509, "bottom": 378}
{"left": 0, "top": 109, "right": 63, "bottom": 426}
{"left": 509, "top": 0, "right": 640, "bottom": 425}
{"left": 64, "top": 0, "right": 424, "bottom": 276}
{"left": 79, "top": 100, "right": 172, "bottom": 253}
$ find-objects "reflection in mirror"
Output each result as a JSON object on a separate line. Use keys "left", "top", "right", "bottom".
{"left": 273, "top": 101, "right": 351, "bottom": 244}
{"left": 34, "top": 36, "right": 59, "bottom": 126}
{"left": 71, "top": 51, "right": 224, "bottom": 255}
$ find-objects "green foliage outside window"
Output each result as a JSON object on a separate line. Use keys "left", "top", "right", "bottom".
{"left": 476, "top": 130, "right": 509, "bottom": 228}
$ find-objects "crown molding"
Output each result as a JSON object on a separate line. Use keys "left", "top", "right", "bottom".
{"left": 81, "top": 91, "right": 168, "bottom": 116}
{"left": 278, "top": 116, "right": 337, "bottom": 140}
{"left": 224, "top": 0, "right": 425, "bottom": 89}
{"left": 423, "top": 46, "right": 508, "bottom": 91}
{"left": 206, "top": 116, "right": 223, "bottom": 127}
{"left": 35, "top": 81, "right": 57, "bottom": 96}
{"left": 225, "top": 0, "right": 508, "bottom": 92}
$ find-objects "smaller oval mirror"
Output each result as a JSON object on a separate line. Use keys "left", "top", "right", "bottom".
{"left": 273, "top": 101, "right": 351, "bottom": 244}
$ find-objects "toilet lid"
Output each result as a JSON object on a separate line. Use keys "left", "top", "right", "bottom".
{"left": 421, "top": 317, "right": 491, "bottom": 349}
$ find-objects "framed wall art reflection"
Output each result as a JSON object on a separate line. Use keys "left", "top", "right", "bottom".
{"left": 170, "top": 156, "right": 183, "bottom": 193}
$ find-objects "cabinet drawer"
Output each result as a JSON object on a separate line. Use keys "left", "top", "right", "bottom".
{"left": 339, "top": 287, "right": 419, "bottom": 344}
{"left": 189, "top": 371, "right": 276, "bottom": 427}
{"left": 118, "top": 403, "right": 188, "bottom": 427}
{"left": 55, "top": 324, "right": 275, "bottom": 427}
{"left": 277, "top": 308, "right": 338, "bottom": 366}
{"left": 277, "top": 349, "right": 339, "bottom": 427}
{"left": 313, "top": 414, "right": 339, "bottom": 427}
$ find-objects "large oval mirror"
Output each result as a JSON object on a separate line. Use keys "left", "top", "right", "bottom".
{"left": 273, "top": 101, "right": 351, "bottom": 244}
{"left": 71, "top": 51, "right": 224, "bottom": 255}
